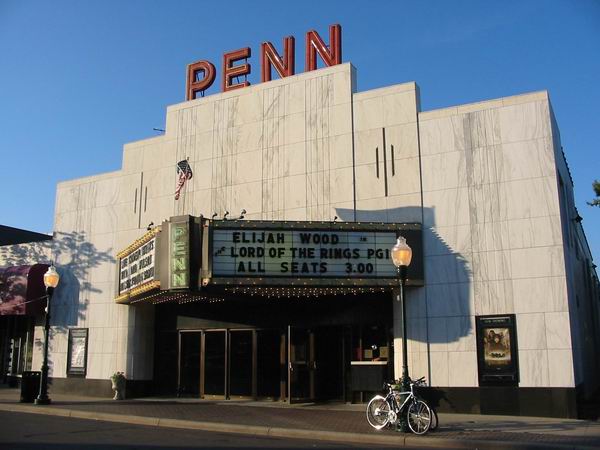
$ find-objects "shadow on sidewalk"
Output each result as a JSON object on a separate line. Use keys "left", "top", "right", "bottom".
{"left": 5, "top": 445, "right": 394, "bottom": 450}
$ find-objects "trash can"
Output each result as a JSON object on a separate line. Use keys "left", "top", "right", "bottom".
{"left": 20, "top": 371, "right": 41, "bottom": 403}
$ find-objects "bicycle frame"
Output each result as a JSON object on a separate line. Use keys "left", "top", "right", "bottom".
{"left": 381, "top": 382, "right": 417, "bottom": 420}
{"left": 393, "top": 388, "right": 414, "bottom": 412}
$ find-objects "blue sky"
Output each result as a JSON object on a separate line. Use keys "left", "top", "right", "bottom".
{"left": 1, "top": 0, "right": 598, "bottom": 263}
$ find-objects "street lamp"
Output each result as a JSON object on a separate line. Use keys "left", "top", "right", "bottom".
{"left": 35, "top": 264, "right": 60, "bottom": 405}
{"left": 391, "top": 236, "right": 412, "bottom": 431}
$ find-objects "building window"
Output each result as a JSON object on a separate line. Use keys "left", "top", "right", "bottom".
{"left": 67, "top": 328, "right": 88, "bottom": 376}
{"left": 475, "top": 315, "right": 519, "bottom": 386}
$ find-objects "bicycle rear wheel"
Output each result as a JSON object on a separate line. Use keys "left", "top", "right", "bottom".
{"left": 430, "top": 407, "right": 439, "bottom": 431}
{"left": 366, "top": 395, "right": 391, "bottom": 430}
{"left": 406, "top": 399, "right": 432, "bottom": 435}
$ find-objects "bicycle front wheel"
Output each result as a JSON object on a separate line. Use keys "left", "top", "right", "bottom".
{"left": 366, "top": 395, "right": 391, "bottom": 430}
{"left": 406, "top": 399, "right": 432, "bottom": 435}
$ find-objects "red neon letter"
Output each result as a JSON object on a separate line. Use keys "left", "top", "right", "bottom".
{"left": 222, "top": 47, "right": 251, "bottom": 92}
{"left": 186, "top": 60, "right": 216, "bottom": 100}
{"left": 305, "top": 24, "right": 342, "bottom": 71}
{"left": 261, "top": 36, "right": 295, "bottom": 82}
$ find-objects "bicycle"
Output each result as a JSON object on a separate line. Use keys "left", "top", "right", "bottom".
{"left": 366, "top": 377, "right": 433, "bottom": 435}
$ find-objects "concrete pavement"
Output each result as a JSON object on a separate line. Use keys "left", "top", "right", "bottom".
{"left": 1, "top": 388, "right": 599, "bottom": 450}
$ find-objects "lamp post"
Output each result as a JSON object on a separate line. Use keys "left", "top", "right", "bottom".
{"left": 35, "top": 265, "right": 60, "bottom": 405}
{"left": 391, "top": 236, "right": 412, "bottom": 431}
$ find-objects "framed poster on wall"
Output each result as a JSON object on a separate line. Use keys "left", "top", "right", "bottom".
{"left": 476, "top": 315, "right": 519, "bottom": 385}
{"left": 67, "top": 328, "right": 88, "bottom": 376}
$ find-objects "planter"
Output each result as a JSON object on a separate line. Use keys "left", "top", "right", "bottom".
{"left": 111, "top": 378, "right": 126, "bottom": 400}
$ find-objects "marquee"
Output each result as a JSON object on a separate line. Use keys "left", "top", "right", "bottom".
{"left": 115, "top": 217, "right": 423, "bottom": 304}
{"left": 205, "top": 220, "right": 423, "bottom": 287}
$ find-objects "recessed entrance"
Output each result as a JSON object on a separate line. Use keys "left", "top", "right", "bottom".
{"left": 288, "top": 326, "right": 346, "bottom": 403}
{"left": 177, "top": 326, "right": 346, "bottom": 402}
{"left": 161, "top": 292, "right": 393, "bottom": 402}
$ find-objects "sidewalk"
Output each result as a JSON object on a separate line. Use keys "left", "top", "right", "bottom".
{"left": 1, "top": 388, "right": 599, "bottom": 450}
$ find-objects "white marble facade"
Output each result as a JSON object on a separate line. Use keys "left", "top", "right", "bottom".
{"left": 415, "top": 92, "right": 574, "bottom": 388}
{"left": 6, "top": 63, "right": 586, "bottom": 392}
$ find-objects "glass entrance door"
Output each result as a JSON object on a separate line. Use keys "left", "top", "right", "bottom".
{"left": 257, "top": 329, "right": 283, "bottom": 399}
{"left": 314, "top": 327, "right": 345, "bottom": 401}
{"left": 178, "top": 328, "right": 284, "bottom": 400}
{"left": 288, "top": 326, "right": 315, "bottom": 403}
{"left": 178, "top": 331, "right": 201, "bottom": 396}
{"left": 203, "top": 330, "right": 226, "bottom": 398}
{"left": 229, "top": 330, "right": 253, "bottom": 397}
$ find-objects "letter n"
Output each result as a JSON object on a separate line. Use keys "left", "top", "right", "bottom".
{"left": 305, "top": 24, "right": 342, "bottom": 71}
{"left": 261, "top": 36, "right": 295, "bottom": 82}
{"left": 172, "top": 272, "right": 187, "bottom": 287}
{"left": 173, "top": 257, "right": 187, "bottom": 271}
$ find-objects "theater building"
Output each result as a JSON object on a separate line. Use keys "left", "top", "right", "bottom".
{"left": 1, "top": 28, "right": 599, "bottom": 418}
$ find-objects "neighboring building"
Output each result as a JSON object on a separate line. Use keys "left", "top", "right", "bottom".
{"left": 0, "top": 225, "right": 52, "bottom": 246}
{"left": 0, "top": 226, "right": 52, "bottom": 384}
{"left": 1, "top": 62, "right": 598, "bottom": 417}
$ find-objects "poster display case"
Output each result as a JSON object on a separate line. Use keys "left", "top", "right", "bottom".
{"left": 67, "top": 328, "right": 88, "bottom": 376}
{"left": 476, "top": 315, "right": 519, "bottom": 385}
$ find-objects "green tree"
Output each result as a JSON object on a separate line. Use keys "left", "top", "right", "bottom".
{"left": 589, "top": 180, "right": 600, "bottom": 207}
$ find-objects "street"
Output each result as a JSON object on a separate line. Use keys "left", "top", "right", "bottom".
{"left": 0, "top": 411, "right": 440, "bottom": 450}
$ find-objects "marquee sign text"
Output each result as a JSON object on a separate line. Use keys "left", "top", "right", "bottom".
{"left": 170, "top": 220, "right": 190, "bottom": 289}
{"left": 211, "top": 229, "right": 399, "bottom": 279}
{"left": 118, "top": 237, "right": 156, "bottom": 296}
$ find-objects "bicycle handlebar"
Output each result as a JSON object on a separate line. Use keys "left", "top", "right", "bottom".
{"left": 383, "top": 377, "right": 427, "bottom": 390}
{"left": 386, "top": 377, "right": 426, "bottom": 384}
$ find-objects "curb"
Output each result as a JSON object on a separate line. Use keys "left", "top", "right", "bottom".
{"left": 0, "top": 403, "right": 596, "bottom": 450}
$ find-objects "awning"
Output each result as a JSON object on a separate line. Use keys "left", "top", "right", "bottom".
{"left": 0, "top": 264, "right": 48, "bottom": 315}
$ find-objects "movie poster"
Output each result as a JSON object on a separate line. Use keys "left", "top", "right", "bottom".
{"left": 476, "top": 315, "right": 519, "bottom": 384}
{"left": 70, "top": 336, "right": 86, "bottom": 368}
{"left": 482, "top": 327, "right": 511, "bottom": 369}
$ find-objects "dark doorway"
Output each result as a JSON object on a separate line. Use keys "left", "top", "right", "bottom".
{"left": 0, "top": 316, "right": 35, "bottom": 385}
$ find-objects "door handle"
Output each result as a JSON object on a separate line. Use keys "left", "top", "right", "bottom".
{"left": 289, "top": 362, "right": 293, "bottom": 372}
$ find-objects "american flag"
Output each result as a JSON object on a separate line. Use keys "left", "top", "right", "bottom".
{"left": 175, "top": 159, "right": 193, "bottom": 200}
